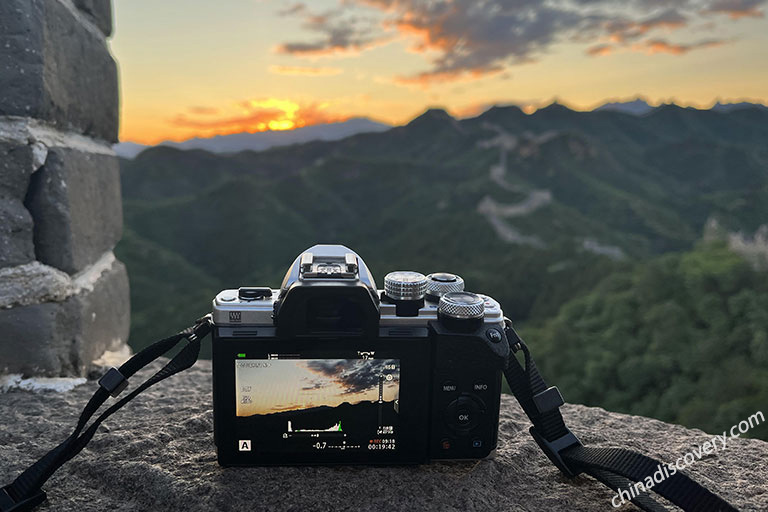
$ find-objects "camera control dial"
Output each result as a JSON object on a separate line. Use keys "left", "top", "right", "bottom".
{"left": 384, "top": 271, "right": 428, "bottom": 301}
{"left": 425, "top": 272, "right": 464, "bottom": 300}
{"left": 438, "top": 292, "right": 485, "bottom": 320}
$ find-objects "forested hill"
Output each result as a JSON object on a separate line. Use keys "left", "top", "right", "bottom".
{"left": 117, "top": 104, "right": 768, "bottom": 438}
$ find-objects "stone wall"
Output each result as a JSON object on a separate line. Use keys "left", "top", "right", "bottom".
{"left": 0, "top": 0, "right": 129, "bottom": 377}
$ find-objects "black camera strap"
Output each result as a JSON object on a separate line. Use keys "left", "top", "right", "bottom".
{"left": 502, "top": 320, "right": 739, "bottom": 512}
{"left": 1, "top": 316, "right": 739, "bottom": 512}
{"left": 0, "top": 316, "right": 212, "bottom": 512}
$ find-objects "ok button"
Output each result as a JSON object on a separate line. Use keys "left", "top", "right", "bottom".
{"left": 445, "top": 394, "right": 484, "bottom": 432}
{"left": 456, "top": 408, "right": 472, "bottom": 426}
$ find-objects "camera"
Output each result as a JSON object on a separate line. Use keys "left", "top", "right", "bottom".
{"left": 211, "top": 245, "right": 510, "bottom": 465}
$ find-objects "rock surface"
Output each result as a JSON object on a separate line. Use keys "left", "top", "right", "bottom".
{"left": 0, "top": 361, "right": 765, "bottom": 511}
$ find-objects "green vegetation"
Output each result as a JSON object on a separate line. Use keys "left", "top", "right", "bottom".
{"left": 524, "top": 243, "right": 768, "bottom": 440}
{"left": 117, "top": 105, "right": 768, "bottom": 438}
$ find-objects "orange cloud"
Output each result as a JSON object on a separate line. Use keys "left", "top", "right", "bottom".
{"left": 268, "top": 65, "right": 343, "bottom": 76}
{"left": 635, "top": 38, "right": 726, "bottom": 55}
{"left": 187, "top": 106, "right": 219, "bottom": 115}
{"left": 393, "top": 66, "right": 504, "bottom": 87}
{"left": 587, "top": 44, "right": 614, "bottom": 57}
{"left": 705, "top": 0, "right": 765, "bottom": 19}
{"left": 170, "top": 98, "right": 348, "bottom": 136}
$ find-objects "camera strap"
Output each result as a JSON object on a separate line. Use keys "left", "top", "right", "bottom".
{"left": 502, "top": 320, "right": 739, "bottom": 512}
{"left": 0, "top": 316, "right": 212, "bottom": 512}
{"left": 1, "top": 315, "right": 739, "bottom": 512}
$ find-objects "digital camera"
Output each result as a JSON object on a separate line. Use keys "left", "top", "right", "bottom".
{"left": 211, "top": 245, "right": 510, "bottom": 465}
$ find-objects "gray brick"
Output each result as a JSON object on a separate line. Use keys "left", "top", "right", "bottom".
{"left": 0, "top": 139, "right": 46, "bottom": 200}
{"left": 0, "top": 300, "right": 78, "bottom": 376}
{"left": 0, "top": 255, "right": 129, "bottom": 376}
{"left": 25, "top": 147, "right": 123, "bottom": 274}
{"left": 73, "top": 257, "right": 130, "bottom": 366}
{"left": 0, "top": 0, "right": 119, "bottom": 141}
{"left": 0, "top": 198, "right": 35, "bottom": 267}
{"left": 73, "top": 0, "right": 112, "bottom": 37}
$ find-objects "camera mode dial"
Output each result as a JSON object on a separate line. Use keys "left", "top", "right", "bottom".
{"left": 384, "top": 271, "right": 428, "bottom": 301}
{"left": 426, "top": 273, "right": 464, "bottom": 300}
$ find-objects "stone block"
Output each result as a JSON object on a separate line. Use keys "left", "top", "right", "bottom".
{"left": 0, "top": 0, "right": 118, "bottom": 141}
{"left": 72, "top": 257, "right": 130, "bottom": 366}
{"left": 25, "top": 147, "right": 123, "bottom": 274}
{"left": 0, "top": 198, "right": 35, "bottom": 267}
{"left": 0, "top": 300, "right": 77, "bottom": 377}
{"left": 0, "top": 139, "right": 46, "bottom": 200}
{"left": 0, "top": 254, "right": 129, "bottom": 376}
{"left": 73, "top": 0, "right": 112, "bottom": 37}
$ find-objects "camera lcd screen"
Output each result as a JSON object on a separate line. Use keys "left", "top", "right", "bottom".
{"left": 234, "top": 358, "right": 401, "bottom": 455}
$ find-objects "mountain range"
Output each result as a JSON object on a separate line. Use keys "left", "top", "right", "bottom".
{"left": 114, "top": 117, "right": 391, "bottom": 158}
{"left": 115, "top": 100, "right": 767, "bottom": 159}
{"left": 594, "top": 98, "right": 768, "bottom": 116}
{"left": 118, "top": 102, "right": 768, "bottom": 342}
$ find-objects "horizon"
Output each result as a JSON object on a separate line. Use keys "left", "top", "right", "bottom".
{"left": 110, "top": 0, "right": 768, "bottom": 145}
{"left": 116, "top": 96, "right": 768, "bottom": 148}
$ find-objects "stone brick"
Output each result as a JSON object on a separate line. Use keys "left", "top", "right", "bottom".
{"left": 73, "top": 0, "right": 112, "bottom": 37}
{"left": 25, "top": 147, "right": 123, "bottom": 274}
{"left": 0, "top": 139, "right": 46, "bottom": 200}
{"left": 0, "top": 300, "right": 78, "bottom": 376}
{"left": 0, "top": 0, "right": 119, "bottom": 141}
{"left": 0, "top": 255, "right": 129, "bottom": 376}
{"left": 0, "top": 198, "right": 35, "bottom": 267}
{"left": 72, "top": 257, "right": 130, "bottom": 366}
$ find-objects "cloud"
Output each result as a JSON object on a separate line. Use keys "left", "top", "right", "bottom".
{"left": 603, "top": 9, "right": 688, "bottom": 43}
{"left": 276, "top": 0, "right": 753, "bottom": 84}
{"left": 586, "top": 43, "right": 615, "bottom": 56}
{"left": 634, "top": 37, "right": 727, "bottom": 54}
{"left": 304, "top": 359, "right": 399, "bottom": 395}
{"left": 704, "top": 0, "right": 766, "bottom": 18}
{"left": 275, "top": 5, "right": 385, "bottom": 56}
{"left": 170, "top": 98, "right": 347, "bottom": 134}
{"left": 268, "top": 65, "right": 343, "bottom": 76}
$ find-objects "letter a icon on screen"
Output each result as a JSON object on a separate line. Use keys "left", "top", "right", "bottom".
{"left": 239, "top": 440, "right": 251, "bottom": 451}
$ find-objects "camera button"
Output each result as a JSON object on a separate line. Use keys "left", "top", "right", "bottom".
{"left": 445, "top": 395, "right": 484, "bottom": 432}
{"left": 486, "top": 328, "right": 503, "bottom": 343}
{"left": 441, "top": 381, "right": 458, "bottom": 393}
{"left": 471, "top": 439, "right": 483, "bottom": 449}
{"left": 441, "top": 439, "right": 452, "bottom": 450}
{"left": 455, "top": 407, "right": 472, "bottom": 427}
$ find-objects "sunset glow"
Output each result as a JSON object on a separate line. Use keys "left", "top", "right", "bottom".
{"left": 110, "top": 0, "right": 768, "bottom": 144}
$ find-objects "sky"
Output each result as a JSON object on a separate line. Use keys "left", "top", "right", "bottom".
{"left": 110, "top": 0, "right": 768, "bottom": 144}
{"left": 235, "top": 359, "right": 400, "bottom": 416}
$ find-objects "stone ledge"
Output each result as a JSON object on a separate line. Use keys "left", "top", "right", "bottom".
{"left": 0, "top": 253, "right": 129, "bottom": 376}
{"left": 0, "top": 360, "right": 764, "bottom": 511}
